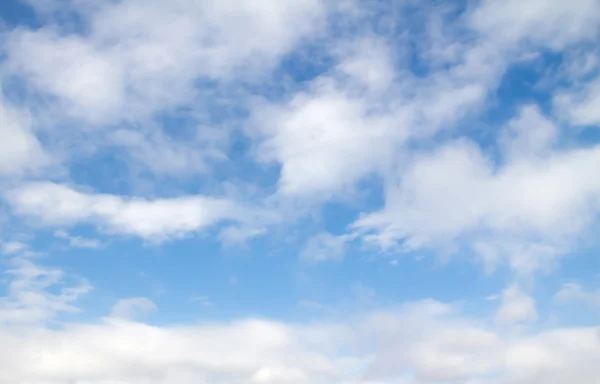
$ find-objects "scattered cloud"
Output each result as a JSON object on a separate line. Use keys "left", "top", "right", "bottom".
{"left": 353, "top": 106, "right": 600, "bottom": 274}
{"left": 54, "top": 230, "right": 103, "bottom": 249}
{"left": 0, "top": 297, "right": 597, "bottom": 384}
{"left": 0, "top": 257, "right": 91, "bottom": 325}
{"left": 5, "top": 182, "right": 254, "bottom": 241}
{"left": 555, "top": 282, "right": 600, "bottom": 307}
{"left": 0, "top": 0, "right": 599, "bottom": 383}
{"left": 300, "top": 232, "right": 354, "bottom": 263}
{"left": 110, "top": 297, "right": 157, "bottom": 320}
{"left": 190, "top": 296, "right": 213, "bottom": 307}
{"left": 0, "top": 241, "right": 28, "bottom": 255}
{"left": 495, "top": 284, "right": 538, "bottom": 327}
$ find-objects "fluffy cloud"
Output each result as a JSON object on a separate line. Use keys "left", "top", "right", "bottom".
{"left": 4, "top": 182, "right": 250, "bottom": 241}
{"left": 353, "top": 106, "right": 600, "bottom": 274}
{"left": 0, "top": 1, "right": 599, "bottom": 383}
{"left": 5, "top": 0, "right": 327, "bottom": 125}
{"left": 495, "top": 285, "right": 538, "bottom": 327}
{"left": 0, "top": 295, "right": 597, "bottom": 384}
{"left": 0, "top": 94, "right": 49, "bottom": 176}
{"left": 1, "top": 0, "right": 328, "bottom": 181}
{"left": 0, "top": 253, "right": 598, "bottom": 384}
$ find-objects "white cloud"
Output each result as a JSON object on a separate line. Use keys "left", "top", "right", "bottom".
{"left": 469, "top": 0, "right": 600, "bottom": 50}
{"left": 495, "top": 285, "right": 538, "bottom": 327}
{"left": 249, "top": 26, "right": 496, "bottom": 202}
{"left": 0, "top": 0, "right": 329, "bottom": 182}
{"left": 54, "top": 230, "right": 103, "bottom": 249}
{"left": 353, "top": 106, "right": 600, "bottom": 274}
{"left": 0, "top": 257, "right": 597, "bottom": 384}
{"left": 555, "top": 76, "right": 600, "bottom": 126}
{"left": 555, "top": 282, "right": 600, "bottom": 307}
{"left": 109, "top": 128, "right": 227, "bottom": 176}
{"left": 5, "top": 0, "right": 327, "bottom": 125}
{"left": 5, "top": 182, "right": 255, "bottom": 241}
{"left": 0, "top": 94, "right": 49, "bottom": 176}
{"left": 251, "top": 80, "right": 399, "bottom": 199}
{"left": 0, "top": 257, "right": 91, "bottom": 325}
{"left": 0, "top": 241, "right": 28, "bottom": 255}
{"left": 0, "top": 297, "right": 597, "bottom": 384}
{"left": 110, "top": 298, "right": 157, "bottom": 320}
{"left": 0, "top": 2, "right": 599, "bottom": 382}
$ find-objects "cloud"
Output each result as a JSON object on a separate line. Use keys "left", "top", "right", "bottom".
{"left": 251, "top": 78, "right": 399, "bottom": 199}
{"left": 555, "top": 282, "right": 600, "bottom": 307}
{"left": 0, "top": 297, "right": 597, "bottom": 384}
{"left": 555, "top": 76, "right": 600, "bottom": 126}
{"left": 470, "top": 0, "right": 600, "bottom": 49}
{"left": 54, "top": 230, "right": 103, "bottom": 249}
{"left": 5, "top": 182, "right": 255, "bottom": 241}
{"left": 0, "top": 0, "right": 329, "bottom": 183}
{"left": 5, "top": 0, "right": 327, "bottom": 125}
{"left": 249, "top": 27, "right": 496, "bottom": 202}
{"left": 300, "top": 232, "right": 354, "bottom": 262}
{"left": 0, "top": 94, "right": 49, "bottom": 176}
{"left": 494, "top": 284, "right": 538, "bottom": 327}
{"left": 110, "top": 297, "right": 157, "bottom": 320}
{"left": 353, "top": 106, "right": 600, "bottom": 274}
{"left": 0, "top": 241, "right": 28, "bottom": 255}
{"left": 0, "top": 257, "right": 91, "bottom": 325}
{"left": 0, "top": 2, "right": 599, "bottom": 382}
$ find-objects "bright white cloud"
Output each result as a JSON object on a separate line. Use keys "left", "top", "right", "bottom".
{"left": 354, "top": 106, "right": 600, "bottom": 274}
{"left": 0, "top": 257, "right": 91, "bottom": 325}
{"left": 470, "top": 0, "right": 600, "bottom": 49}
{"left": 555, "top": 77, "right": 600, "bottom": 126}
{"left": 5, "top": 182, "right": 251, "bottom": 241}
{"left": 5, "top": 0, "right": 327, "bottom": 125}
{"left": 0, "top": 297, "right": 597, "bottom": 384}
{"left": 1, "top": 0, "right": 328, "bottom": 181}
{"left": 251, "top": 80, "right": 399, "bottom": 199}
{"left": 0, "top": 1, "right": 599, "bottom": 383}
{"left": 0, "top": 94, "right": 49, "bottom": 176}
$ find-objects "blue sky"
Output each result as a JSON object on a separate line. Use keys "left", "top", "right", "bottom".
{"left": 0, "top": 0, "right": 599, "bottom": 383}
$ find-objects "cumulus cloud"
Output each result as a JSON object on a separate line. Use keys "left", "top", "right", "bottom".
{"left": 5, "top": 0, "right": 327, "bottom": 125}
{"left": 0, "top": 241, "right": 28, "bottom": 255}
{"left": 0, "top": 1, "right": 599, "bottom": 383}
{"left": 353, "top": 106, "right": 600, "bottom": 274}
{"left": 0, "top": 94, "right": 49, "bottom": 176}
{"left": 4, "top": 182, "right": 254, "bottom": 241}
{"left": 0, "top": 297, "right": 597, "bottom": 384}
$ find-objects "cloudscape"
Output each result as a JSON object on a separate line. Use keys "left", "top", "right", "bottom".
{"left": 0, "top": 0, "right": 599, "bottom": 383}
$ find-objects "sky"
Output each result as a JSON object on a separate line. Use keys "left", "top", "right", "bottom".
{"left": 0, "top": 0, "right": 599, "bottom": 383}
